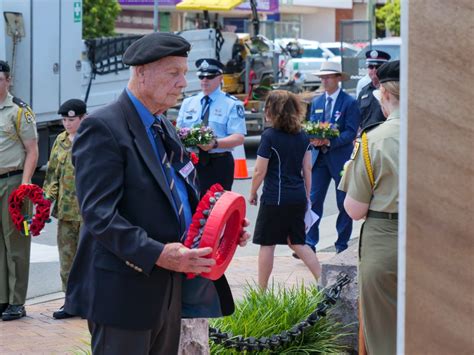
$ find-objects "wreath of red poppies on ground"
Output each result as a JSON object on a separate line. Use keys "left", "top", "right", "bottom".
{"left": 184, "top": 183, "right": 246, "bottom": 280}
{"left": 8, "top": 184, "right": 52, "bottom": 237}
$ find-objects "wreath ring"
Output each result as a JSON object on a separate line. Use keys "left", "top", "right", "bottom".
{"left": 184, "top": 184, "right": 246, "bottom": 280}
{"left": 8, "top": 184, "right": 52, "bottom": 237}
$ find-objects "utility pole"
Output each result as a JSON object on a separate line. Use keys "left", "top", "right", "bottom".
{"left": 153, "top": 0, "right": 159, "bottom": 32}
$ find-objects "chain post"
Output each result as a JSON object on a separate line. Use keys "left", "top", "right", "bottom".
{"left": 209, "top": 272, "right": 351, "bottom": 352}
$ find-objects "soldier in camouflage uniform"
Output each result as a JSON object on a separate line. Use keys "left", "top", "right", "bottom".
{"left": 0, "top": 60, "right": 39, "bottom": 321}
{"left": 43, "top": 99, "right": 86, "bottom": 319}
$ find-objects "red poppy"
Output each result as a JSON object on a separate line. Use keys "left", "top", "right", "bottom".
{"left": 190, "top": 152, "right": 199, "bottom": 165}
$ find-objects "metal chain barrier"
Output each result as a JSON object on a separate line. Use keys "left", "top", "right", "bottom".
{"left": 209, "top": 273, "right": 351, "bottom": 352}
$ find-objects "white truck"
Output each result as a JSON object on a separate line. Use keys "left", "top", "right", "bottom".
{"left": 0, "top": 0, "right": 130, "bottom": 169}
{"left": 1, "top": 0, "right": 274, "bottom": 175}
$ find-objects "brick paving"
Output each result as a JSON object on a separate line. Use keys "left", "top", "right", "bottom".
{"left": 0, "top": 252, "right": 334, "bottom": 354}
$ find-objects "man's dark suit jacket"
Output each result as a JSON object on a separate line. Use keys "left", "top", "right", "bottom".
{"left": 309, "top": 90, "right": 360, "bottom": 173}
{"left": 64, "top": 91, "right": 234, "bottom": 330}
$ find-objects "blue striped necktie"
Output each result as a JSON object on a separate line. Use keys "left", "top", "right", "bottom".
{"left": 152, "top": 117, "right": 199, "bottom": 240}
{"left": 324, "top": 96, "right": 333, "bottom": 122}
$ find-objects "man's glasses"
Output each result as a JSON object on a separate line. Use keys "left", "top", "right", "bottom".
{"left": 198, "top": 74, "right": 219, "bottom": 80}
{"left": 368, "top": 64, "right": 380, "bottom": 70}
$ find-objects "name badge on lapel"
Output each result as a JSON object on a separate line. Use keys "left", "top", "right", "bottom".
{"left": 179, "top": 161, "right": 194, "bottom": 179}
{"left": 315, "top": 109, "right": 324, "bottom": 114}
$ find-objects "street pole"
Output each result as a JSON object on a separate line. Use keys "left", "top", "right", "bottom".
{"left": 367, "top": 0, "right": 375, "bottom": 40}
{"left": 153, "top": 0, "right": 159, "bottom": 32}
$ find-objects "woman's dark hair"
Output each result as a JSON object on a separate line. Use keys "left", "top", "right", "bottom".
{"left": 264, "top": 90, "right": 303, "bottom": 134}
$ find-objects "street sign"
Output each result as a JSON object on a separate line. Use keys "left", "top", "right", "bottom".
{"left": 73, "top": 1, "right": 81, "bottom": 23}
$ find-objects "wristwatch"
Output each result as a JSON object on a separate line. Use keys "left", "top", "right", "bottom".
{"left": 212, "top": 139, "right": 219, "bottom": 149}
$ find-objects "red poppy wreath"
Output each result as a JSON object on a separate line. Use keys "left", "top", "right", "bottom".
{"left": 184, "top": 183, "right": 246, "bottom": 280}
{"left": 8, "top": 184, "right": 52, "bottom": 237}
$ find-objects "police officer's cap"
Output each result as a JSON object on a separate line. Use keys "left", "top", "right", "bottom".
{"left": 376, "top": 60, "right": 400, "bottom": 83}
{"left": 123, "top": 32, "right": 191, "bottom": 66}
{"left": 0, "top": 60, "right": 10, "bottom": 73}
{"left": 365, "top": 50, "right": 391, "bottom": 65}
{"left": 58, "top": 99, "right": 87, "bottom": 117}
{"left": 195, "top": 58, "right": 224, "bottom": 77}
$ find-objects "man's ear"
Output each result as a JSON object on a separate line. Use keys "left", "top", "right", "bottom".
{"left": 136, "top": 65, "right": 146, "bottom": 82}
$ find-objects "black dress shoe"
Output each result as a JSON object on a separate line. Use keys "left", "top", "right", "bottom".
{"left": 0, "top": 303, "right": 8, "bottom": 313}
{"left": 2, "top": 304, "right": 26, "bottom": 321}
{"left": 53, "top": 306, "right": 75, "bottom": 320}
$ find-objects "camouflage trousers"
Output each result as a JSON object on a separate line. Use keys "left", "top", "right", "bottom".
{"left": 57, "top": 220, "right": 81, "bottom": 292}
{"left": 0, "top": 174, "right": 32, "bottom": 305}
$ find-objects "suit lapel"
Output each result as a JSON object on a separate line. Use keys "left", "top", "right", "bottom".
{"left": 118, "top": 91, "right": 176, "bottom": 210}
{"left": 331, "top": 91, "right": 345, "bottom": 123}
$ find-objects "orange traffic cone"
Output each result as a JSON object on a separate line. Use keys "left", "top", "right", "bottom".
{"left": 232, "top": 144, "right": 250, "bottom": 179}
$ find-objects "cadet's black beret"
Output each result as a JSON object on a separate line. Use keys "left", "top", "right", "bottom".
{"left": 377, "top": 60, "right": 400, "bottom": 83}
{"left": 123, "top": 32, "right": 191, "bottom": 66}
{"left": 58, "top": 99, "right": 87, "bottom": 117}
{"left": 195, "top": 58, "right": 224, "bottom": 76}
{"left": 0, "top": 60, "right": 10, "bottom": 73}
{"left": 365, "top": 50, "right": 391, "bottom": 65}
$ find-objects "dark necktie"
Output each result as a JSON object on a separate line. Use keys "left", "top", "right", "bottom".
{"left": 324, "top": 96, "right": 333, "bottom": 122}
{"left": 201, "top": 95, "right": 211, "bottom": 125}
{"left": 199, "top": 96, "right": 211, "bottom": 166}
{"left": 321, "top": 96, "right": 333, "bottom": 154}
{"left": 152, "top": 117, "right": 199, "bottom": 241}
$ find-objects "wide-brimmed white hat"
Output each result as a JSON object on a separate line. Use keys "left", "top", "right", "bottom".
{"left": 313, "top": 61, "right": 350, "bottom": 81}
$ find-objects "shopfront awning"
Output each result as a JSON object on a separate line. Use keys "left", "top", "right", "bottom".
{"left": 176, "top": 0, "right": 244, "bottom": 11}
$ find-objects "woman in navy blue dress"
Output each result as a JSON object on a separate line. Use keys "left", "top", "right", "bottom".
{"left": 249, "top": 90, "right": 321, "bottom": 289}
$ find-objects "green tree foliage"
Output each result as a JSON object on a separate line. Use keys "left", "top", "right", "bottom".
{"left": 376, "top": 0, "right": 401, "bottom": 36}
{"left": 83, "top": 0, "right": 121, "bottom": 39}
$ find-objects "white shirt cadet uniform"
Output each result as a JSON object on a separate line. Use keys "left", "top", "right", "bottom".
{"left": 177, "top": 87, "right": 246, "bottom": 154}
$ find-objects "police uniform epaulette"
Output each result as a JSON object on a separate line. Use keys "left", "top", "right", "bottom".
{"left": 361, "top": 120, "right": 383, "bottom": 134}
{"left": 12, "top": 96, "right": 30, "bottom": 109}
{"left": 225, "top": 93, "right": 238, "bottom": 101}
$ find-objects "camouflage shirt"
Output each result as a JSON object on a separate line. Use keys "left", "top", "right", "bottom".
{"left": 43, "top": 131, "right": 81, "bottom": 221}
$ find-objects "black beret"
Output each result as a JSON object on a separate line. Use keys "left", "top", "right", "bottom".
{"left": 365, "top": 49, "right": 391, "bottom": 65}
{"left": 195, "top": 58, "right": 224, "bottom": 76}
{"left": 58, "top": 99, "right": 87, "bottom": 117}
{"left": 123, "top": 32, "right": 191, "bottom": 66}
{"left": 0, "top": 60, "right": 10, "bottom": 73}
{"left": 377, "top": 60, "right": 400, "bottom": 83}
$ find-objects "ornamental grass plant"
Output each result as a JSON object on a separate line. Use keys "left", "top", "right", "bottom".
{"left": 209, "top": 282, "right": 351, "bottom": 354}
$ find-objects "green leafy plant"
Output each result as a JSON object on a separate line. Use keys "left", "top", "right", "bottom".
{"left": 376, "top": 0, "right": 401, "bottom": 36}
{"left": 210, "top": 282, "right": 351, "bottom": 354}
{"left": 83, "top": 0, "right": 121, "bottom": 39}
{"left": 72, "top": 336, "right": 92, "bottom": 354}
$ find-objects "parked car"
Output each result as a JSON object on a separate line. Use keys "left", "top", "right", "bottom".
{"left": 320, "top": 42, "right": 361, "bottom": 60}
{"left": 275, "top": 38, "right": 337, "bottom": 90}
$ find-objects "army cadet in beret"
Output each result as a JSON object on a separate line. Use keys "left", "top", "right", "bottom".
{"left": 63, "top": 33, "right": 249, "bottom": 354}
{"left": 339, "top": 60, "right": 400, "bottom": 355}
{"left": 177, "top": 58, "right": 246, "bottom": 193}
{"left": 0, "top": 60, "right": 39, "bottom": 321}
{"left": 43, "top": 98, "right": 87, "bottom": 320}
{"left": 357, "top": 50, "right": 391, "bottom": 132}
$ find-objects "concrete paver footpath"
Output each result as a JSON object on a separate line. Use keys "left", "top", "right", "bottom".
{"left": 0, "top": 252, "right": 334, "bottom": 354}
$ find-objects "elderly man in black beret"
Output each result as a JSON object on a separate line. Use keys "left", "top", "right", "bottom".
{"left": 63, "top": 32, "right": 249, "bottom": 354}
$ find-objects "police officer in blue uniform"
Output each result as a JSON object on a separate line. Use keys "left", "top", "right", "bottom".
{"left": 177, "top": 58, "right": 246, "bottom": 194}
{"left": 357, "top": 50, "right": 391, "bottom": 131}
